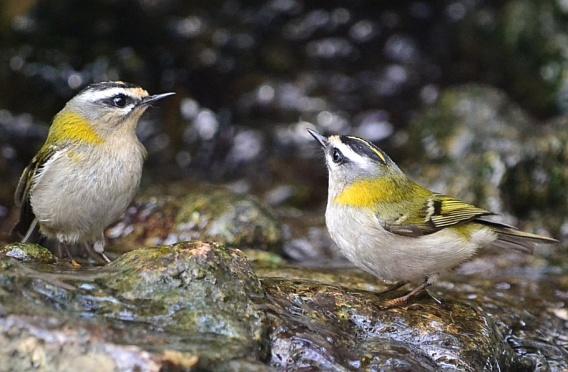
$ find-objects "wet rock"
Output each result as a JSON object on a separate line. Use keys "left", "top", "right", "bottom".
{"left": 107, "top": 189, "right": 282, "bottom": 253}
{"left": 1, "top": 239, "right": 566, "bottom": 370}
{"left": 0, "top": 242, "right": 55, "bottom": 263}
{"left": 103, "top": 242, "right": 267, "bottom": 345}
{"left": 256, "top": 251, "right": 568, "bottom": 371}
{"left": 261, "top": 272, "right": 518, "bottom": 370}
{"left": 0, "top": 241, "right": 268, "bottom": 370}
{"left": 0, "top": 316, "right": 159, "bottom": 372}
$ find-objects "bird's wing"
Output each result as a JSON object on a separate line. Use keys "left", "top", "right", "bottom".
{"left": 379, "top": 191, "right": 493, "bottom": 237}
{"left": 15, "top": 144, "right": 66, "bottom": 207}
{"left": 13, "top": 144, "right": 67, "bottom": 239}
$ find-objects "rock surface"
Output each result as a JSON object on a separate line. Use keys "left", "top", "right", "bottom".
{"left": 256, "top": 251, "right": 568, "bottom": 371}
{"left": 1, "top": 240, "right": 566, "bottom": 371}
{"left": 107, "top": 188, "right": 282, "bottom": 253}
{"left": 0, "top": 241, "right": 268, "bottom": 370}
{"left": 0, "top": 242, "right": 55, "bottom": 263}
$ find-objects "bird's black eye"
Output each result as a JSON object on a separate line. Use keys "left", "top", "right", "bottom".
{"left": 112, "top": 94, "right": 127, "bottom": 108}
{"left": 332, "top": 148, "right": 345, "bottom": 164}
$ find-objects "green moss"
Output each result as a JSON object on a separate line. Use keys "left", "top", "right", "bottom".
{"left": 108, "top": 189, "right": 283, "bottom": 253}
{"left": 242, "top": 249, "right": 285, "bottom": 268}
{"left": 0, "top": 243, "right": 55, "bottom": 263}
{"left": 175, "top": 190, "right": 282, "bottom": 250}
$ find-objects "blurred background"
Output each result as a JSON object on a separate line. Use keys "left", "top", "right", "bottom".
{"left": 1, "top": 0, "right": 567, "bottom": 250}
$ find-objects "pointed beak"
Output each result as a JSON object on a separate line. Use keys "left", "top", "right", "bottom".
{"left": 307, "top": 128, "right": 328, "bottom": 148}
{"left": 139, "top": 92, "right": 176, "bottom": 106}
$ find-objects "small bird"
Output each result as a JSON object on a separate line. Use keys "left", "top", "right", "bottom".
{"left": 13, "top": 81, "right": 175, "bottom": 263}
{"left": 308, "top": 129, "right": 557, "bottom": 306}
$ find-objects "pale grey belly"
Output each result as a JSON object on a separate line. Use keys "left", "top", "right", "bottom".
{"left": 325, "top": 205, "right": 480, "bottom": 282}
{"left": 31, "top": 152, "right": 142, "bottom": 242}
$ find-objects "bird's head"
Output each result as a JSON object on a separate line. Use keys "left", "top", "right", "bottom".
{"left": 308, "top": 129, "right": 403, "bottom": 195}
{"left": 49, "top": 81, "right": 174, "bottom": 144}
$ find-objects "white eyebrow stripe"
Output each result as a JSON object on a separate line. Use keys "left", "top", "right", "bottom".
{"left": 329, "top": 136, "right": 376, "bottom": 170}
{"left": 334, "top": 142, "right": 370, "bottom": 167}
{"left": 80, "top": 88, "right": 135, "bottom": 101}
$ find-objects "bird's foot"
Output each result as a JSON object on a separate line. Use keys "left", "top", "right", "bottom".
{"left": 382, "top": 280, "right": 430, "bottom": 308}
{"left": 56, "top": 242, "right": 81, "bottom": 267}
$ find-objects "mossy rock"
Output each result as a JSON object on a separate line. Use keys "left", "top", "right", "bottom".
{"left": 0, "top": 241, "right": 268, "bottom": 369}
{"left": 0, "top": 242, "right": 55, "bottom": 264}
{"left": 108, "top": 189, "right": 282, "bottom": 253}
{"left": 103, "top": 242, "right": 267, "bottom": 343}
{"left": 257, "top": 256, "right": 568, "bottom": 371}
{"left": 175, "top": 190, "right": 282, "bottom": 250}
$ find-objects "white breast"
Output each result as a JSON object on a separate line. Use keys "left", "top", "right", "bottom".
{"left": 325, "top": 204, "right": 496, "bottom": 283}
{"left": 30, "top": 135, "right": 145, "bottom": 244}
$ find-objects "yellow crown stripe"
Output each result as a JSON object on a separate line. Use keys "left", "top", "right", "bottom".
{"left": 48, "top": 112, "right": 105, "bottom": 145}
{"left": 346, "top": 136, "right": 386, "bottom": 163}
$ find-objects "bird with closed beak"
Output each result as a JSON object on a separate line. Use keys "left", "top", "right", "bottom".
{"left": 13, "top": 81, "right": 175, "bottom": 263}
{"left": 308, "top": 129, "right": 557, "bottom": 306}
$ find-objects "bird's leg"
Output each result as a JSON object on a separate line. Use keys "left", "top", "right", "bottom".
{"left": 63, "top": 244, "right": 74, "bottom": 260}
{"left": 55, "top": 241, "right": 73, "bottom": 260}
{"left": 56, "top": 241, "right": 63, "bottom": 258}
{"left": 382, "top": 278, "right": 430, "bottom": 308}
{"left": 376, "top": 281, "right": 407, "bottom": 295}
{"left": 56, "top": 242, "right": 80, "bottom": 267}
{"left": 93, "top": 238, "right": 111, "bottom": 263}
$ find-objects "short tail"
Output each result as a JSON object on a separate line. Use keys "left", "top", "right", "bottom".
{"left": 477, "top": 218, "right": 558, "bottom": 254}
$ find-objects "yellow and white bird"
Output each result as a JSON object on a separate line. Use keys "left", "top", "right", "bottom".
{"left": 13, "top": 81, "right": 174, "bottom": 262}
{"left": 308, "top": 129, "right": 557, "bottom": 306}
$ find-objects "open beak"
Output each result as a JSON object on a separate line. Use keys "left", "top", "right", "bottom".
{"left": 139, "top": 92, "right": 176, "bottom": 106}
{"left": 307, "top": 128, "right": 328, "bottom": 148}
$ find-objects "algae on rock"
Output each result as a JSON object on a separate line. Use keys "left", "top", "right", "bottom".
{"left": 0, "top": 242, "right": 55, "bottom": 263}
{"left": 0, "top": 241, "right": 269, "bottom": 370}
{"left": 108, "top": 189, "right": 283, "bottom": 253}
